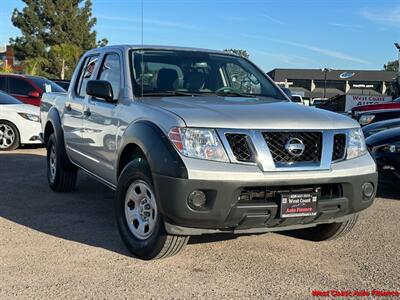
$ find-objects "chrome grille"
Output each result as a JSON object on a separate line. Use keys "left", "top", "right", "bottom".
{"left": 225, "top": 133, "right": 254, "bottom": 162}
{"left": 263, "top": 132, "right": 322, "bottom": 163}
{"left": 332, "top": 134, "right": 346, "bottom": 161}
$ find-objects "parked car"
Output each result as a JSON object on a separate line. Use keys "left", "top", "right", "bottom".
{"left": 51, "top": 79, "right": 70, "bottom": 91}
{"left": 40, "top": 45, "right": 377, "bottom": 260}
{"left": 311, "top": 98, "right": 328, "bottom": 107}
{"left": 352, "top": 96, "right": 400, "bottom": 116}
{"left": 366, "top": 127, "right": 400, "bottom": 182}
{"left": 0, "top": 91, "right": 42, "bottom": 151}
{"left": 356, "top": 109, "right": 400, "bottom": 126}
{"left": 362, "top": 118, "right": 400, "bottom": 138}
{"left": 291, "top": 95, "right": 304, "bottom": 105}
{"left": 0, "top": 74, "right": 65, "bottom": 106}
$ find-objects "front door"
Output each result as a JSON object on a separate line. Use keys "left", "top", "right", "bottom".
{"left": 63, "top": 55, "right": 99, "bottom": 166}
{"left": 82, "top": 52, "right": 122, "bottom": 183}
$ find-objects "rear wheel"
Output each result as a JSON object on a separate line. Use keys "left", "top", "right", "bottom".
{"left": 0, "top": 121, "right": 19, "bottom": 151}
{"left": 289, "top": 214, "right": 359, "bottom": 241}
{"left": 116, "top": 159, "right": 189, "bottom": 260}
{"left": 47, "top": 133, "right": 77, "bottom": 192}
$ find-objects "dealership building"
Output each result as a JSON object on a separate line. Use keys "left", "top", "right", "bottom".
{"left": 267, "top": 68, "right": 397, "bottom": 99}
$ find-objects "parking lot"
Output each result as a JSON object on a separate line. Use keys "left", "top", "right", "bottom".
{"left": 0, "top": 147, "right": 399, "bottom": 299}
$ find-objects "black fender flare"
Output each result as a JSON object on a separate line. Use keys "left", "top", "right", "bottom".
{"left": 45, "top": 108, "right": 64, "bottom": 147}
{"left": 118, "top": 121, "right": 188, "bottom": 179}
{"left": 45, "top": 108, "right": 74, "bottom": 168}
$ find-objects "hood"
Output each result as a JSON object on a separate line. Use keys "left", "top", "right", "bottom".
{"left": 3, "top": 104, "right": 40, "bottom": 115}
{"left": 143, "top": 96, "right": 359, "bottom": 130}
{"left": 366, "top": 127, "right": 400, "bottom": 146}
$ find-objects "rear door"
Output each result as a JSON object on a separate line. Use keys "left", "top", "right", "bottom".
{"left": 63, "top": 54, "right": 99, "bottom": 166}
{"left": 81, "top": 52, "right": 122, "bottom": 183}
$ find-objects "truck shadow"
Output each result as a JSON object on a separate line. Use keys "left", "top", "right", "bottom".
{"left": 0, "top": 152, "right": 132, "bottom": 257}
{"left": 1, "top": 152, "right": 398, "bottom": 257}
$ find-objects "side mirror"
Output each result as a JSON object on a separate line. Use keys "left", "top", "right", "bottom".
{"left": 28, "top": 91, "right": 40, "bottom": 98}
{"left": 281, "top": 87, "right": 292, "bottom": 99}
{"left": 86, "top": 80, "right": 115, "bottom": 102}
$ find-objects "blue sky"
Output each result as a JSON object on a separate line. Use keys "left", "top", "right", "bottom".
{"left": 1, "top": 0, "right": 400, "bottom": 72}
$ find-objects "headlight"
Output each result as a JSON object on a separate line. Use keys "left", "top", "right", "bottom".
{"left": 382, "top": 143, "right": 400, "bottom": 153}
{"left": 347, "top": 128, "right": 367, "bottom": 160}
{"left": 168, "top": 127, "right": 229, "bottom": 162}
{"left": 18, "top": 113, "right": 40, "bottom": 122}
{"left": 359, "top": 114, "right": 375, "bottom": 126}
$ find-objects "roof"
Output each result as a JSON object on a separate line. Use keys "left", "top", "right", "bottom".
{"left": 0, "top": 73, "right": 44, "bottom": 79}
{"left": 87, "top": 44, "right": 233, "bottom": 56}
{"left": 268, "top": 68, "right": 397, "bottom": 82}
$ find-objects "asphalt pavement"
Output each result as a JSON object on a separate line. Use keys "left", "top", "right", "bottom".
{"left": 0, "top": 148, "right": 399, "bottom": 299}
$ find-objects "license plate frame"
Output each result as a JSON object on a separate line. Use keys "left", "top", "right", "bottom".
{"left": 280, "top": 192, "right": 319, "bottom": 218}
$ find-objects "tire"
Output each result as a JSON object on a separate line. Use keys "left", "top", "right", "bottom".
{"left": 0, "top": 120, "right": 20, "bottom": 151}
{"left": 116, "top": 159, "right": 189, "bottom": 260}
{"left": 46, "top": 133, "right": 77, "bottom": 192}
{"left": 288, "top": 214, "right": 359, "bottom": 241}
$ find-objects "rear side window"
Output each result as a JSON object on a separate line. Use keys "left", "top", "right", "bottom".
{"left": 9, "top": 77, "right": 35, "bottom": 96}
{"left": 97, "top": 53, "right": 121, "bottom": 100}
{"left": 0, "top": 76, "right": 6, "bottom": 92}
{"left": 30, "top": 77, "right": 65, "bottom": 93}
{"left": 75, "top": 55, "right": 99, "bottom": 97}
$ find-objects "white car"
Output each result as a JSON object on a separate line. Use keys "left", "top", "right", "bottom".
{"left": 0, "top": 91, "right": 42, "bottom": 151}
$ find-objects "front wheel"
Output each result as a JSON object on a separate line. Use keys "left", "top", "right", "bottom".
{"left": 0, "top": 120, "right": 20, "bottom": 151}
{"left": 116, "top": 159, "right": 189, "bottom": 260}
{"left": 288, "top": 214, "right": 359, "bottom": 241}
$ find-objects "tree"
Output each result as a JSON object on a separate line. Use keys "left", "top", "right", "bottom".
{"left": 384, "top": 60, "right": 398, "bottom": 72}
{"left": 0, "top": 63, "right": 14, "bottom": 73}
{"left": 223, "top": 49, "right": 250, "bottom": 58}
{"left": 23, "top": 57, "right": 48, "bottom": 76}
{"left": 10, "top": 0, "right": 107, "bottom": 78}
{"left": 49, "top": 43, "right": 82, "bottom": 79}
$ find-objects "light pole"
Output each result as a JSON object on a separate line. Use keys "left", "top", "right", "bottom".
{"left": 321, "top": 68, "right": 332, "bottom": 99}
{"left": 394, "top": 43, "right": 400, "bottom": 73}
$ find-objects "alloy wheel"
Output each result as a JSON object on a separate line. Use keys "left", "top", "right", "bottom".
{"left": 0, "top": 124, "right": 15, "bottom": 150}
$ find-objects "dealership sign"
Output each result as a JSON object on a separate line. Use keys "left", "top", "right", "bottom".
{"left": 345, "top": 95, "right": 392, "bottom": 111}
{"left": 339, "top": 72, "right": 356, "bottom": 79}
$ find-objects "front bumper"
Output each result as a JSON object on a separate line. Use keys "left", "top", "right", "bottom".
{"left": 153, "top": 161, "right": 378, "bottom": 235}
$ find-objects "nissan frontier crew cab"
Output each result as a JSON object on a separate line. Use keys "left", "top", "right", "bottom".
{"left": 40, "top": 45, "right": 377, "bottom": 260}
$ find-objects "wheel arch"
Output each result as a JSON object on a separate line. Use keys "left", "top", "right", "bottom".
{"left": 117, "top": 121, "right": 188, "bottom": 180}
{"left": 44, "top": 108, "right": 63, "bottom": 147}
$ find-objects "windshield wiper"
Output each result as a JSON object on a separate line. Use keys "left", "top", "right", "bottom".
{"left": 213, "top": 91, "right": 260, "bottom": 98}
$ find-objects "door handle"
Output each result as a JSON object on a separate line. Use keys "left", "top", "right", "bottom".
{"left": 84, "top": 109, "right": 91, "bottom": 117}
{"left": 65, "top": 103, "right": 72, "bottom": 111}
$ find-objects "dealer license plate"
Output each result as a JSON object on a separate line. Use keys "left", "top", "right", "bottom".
{"left": 280, "top": 192, "right": 318, "bottom": 218}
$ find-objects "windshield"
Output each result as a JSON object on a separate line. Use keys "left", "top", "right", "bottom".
{"left": 130, "top": 49, "right": 286, "bottom": 100}
{"left": 29, "top": 77, "right": 65, "bottom": 93}
{"left": 0, "top": 91, "right": 22, "bottom": 105}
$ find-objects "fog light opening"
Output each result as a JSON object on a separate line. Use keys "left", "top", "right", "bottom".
{"left": 362, "top": 182, "right": 374, "bottom": 199}
{"left": 187, "top": 190, "right": 207, "bottom": 210}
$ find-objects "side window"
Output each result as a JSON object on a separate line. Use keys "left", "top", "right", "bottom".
{"left": 75, "top": 55, "right": 99, "bottom": 98}
{"left": 222, "top": 63, "right": 261, "bottom": 94}
{"left": 0, "top": 76, "right": 6, "bottom": 92}
{"left": 9, "top": 78, "right": 35, "bottom": 96}
{"left": 97, "top": 53, "right": 121, "bottom": 100}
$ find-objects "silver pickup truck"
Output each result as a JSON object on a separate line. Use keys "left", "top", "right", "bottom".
{"left": 40, "top": 45, "right": 377, "bottom": 260}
